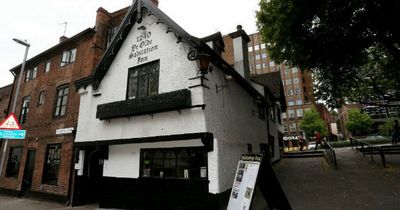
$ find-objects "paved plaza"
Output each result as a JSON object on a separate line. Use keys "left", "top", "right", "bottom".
{"left": 274, "top": 147, "right": 400, "bottom": 210}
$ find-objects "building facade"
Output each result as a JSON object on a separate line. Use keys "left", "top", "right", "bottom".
{"left": 247, "top": 32, "right": 316, "bottom": 148}
{"left": 0, "top": 6, "right": 128, "bottom": 202}
{"left": 72, "top": 1, "right": 282, "bottom": 209}
{"left": 0, "top": 84, "right": 13, "bottom": 121}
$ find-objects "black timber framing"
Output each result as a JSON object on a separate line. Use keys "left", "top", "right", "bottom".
{"left": 75, "top": 132, "right": 214, "bottom": 152}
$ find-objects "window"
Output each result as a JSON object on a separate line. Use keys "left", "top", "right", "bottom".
{"left": 261, "top": 53, "right": 267, "bottom": 59}
{"left": 5, "top": 147, "right": 23, "bottom": 177}
{"left": 261, "top": 43, "right": 266, "bottom": 49}
{"left": 127, "top": 60, "right": 159, "bottom": 99}
{"left": 248, "top": 47, "right": 253, "bottom": 52}
{"left": 290, "top": 123, "right": 297, "bottom": 132}
{"left": 282, "top": 112, "right": 287, "bottom": 119}
{"left": 288, "top": 100, "right": 295, "bottom": 106}
{"left": 255, "top": 54, "right": 260, "bottom": 60}
{"left": 296, "top": 99, "right": 303, "bottom": 105}
{"left": 60, "top": 48, "right": 76, "bottom": 67}
{"left": 45, "top": 60, "right": 51, "bottom": 73}
{"left": 291, "top": 67, "right": 298, "bottom": 73}
{"left": 293, "top": 78, "right": 300, "bottom": 84}
{"left": 288, "top": 109, "right": 295, "bottom": 118}
{"left": 19, "top": 96, "right": 31, "bottom": 124}
{"left": 42, "top": 144, "right": 61, "bottom": 185}
{"left": 106, "top": 26, "right": 118, "bottom": 48}
{"left": 286, "top": 79, "right": 292, "bottom": 85}
{"left": 297, "top": 109, "right": 303, "bottom": 117}
{"left": 25, "top": 67, "right": 37, "bottom": 82}
{"left": 256, "top": 64, "right": 261, "bottom": 70}
{"left": 285, "top": 68, "right": 290, "bottom": 74}
{"left": 269, "top": 61, "right": 275, "bottom": 67}
{"left": 141, "top": 147, "right": 207, "bottom": 179}
{"left": 54, "top": 85, "right": 69, "bottom": 117}
{"left": 38, "top": 91, "right": 45, "bottom": 106}
{"left": 262, "top": 63, "right": 267, "bottom": 68}
{"left": 294, "top": 88, "right": 301, "bottom": 95}
{"left": 254, "top": 45, "right": 259, "bottom": 51}
{"left": 287, "top": 89, "right": 293, "bottom": 96}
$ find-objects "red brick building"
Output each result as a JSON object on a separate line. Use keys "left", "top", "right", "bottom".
{"left": 0, "top": 84, "right": 13, "bottom": 121}
{"left": 0, "top": 7, "right": 128, "bottom": 202}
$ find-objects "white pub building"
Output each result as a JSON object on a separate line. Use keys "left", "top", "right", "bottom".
{"left": 72, "top": 0, "right": 283, "bottom": 209}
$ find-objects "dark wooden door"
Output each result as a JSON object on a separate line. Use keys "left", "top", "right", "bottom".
{"left": 21, "top": 150, "right": 36, "bottom": 197}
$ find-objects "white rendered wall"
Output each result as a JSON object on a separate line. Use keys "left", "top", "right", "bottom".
{"left": 103, "top": 139, "right": 204, "bottom": 178}
{"left": 76, "top": 13, "right": 206, "bottom": 143}
{"left": 202, "top": 64, "right": 275, "bottom": 193}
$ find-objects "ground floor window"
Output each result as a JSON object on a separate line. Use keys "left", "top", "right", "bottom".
{"left": 5, "top": 146, "right": 23, "bottom": 177}
{"left": 140, "top": 147, "right": 207, "bottom": 179}
{"left": 42, "top": 144, "right": 61, "bottom": 185}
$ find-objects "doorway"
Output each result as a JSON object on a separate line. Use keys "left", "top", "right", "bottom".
{"left": 21, "top": 149, "right": 36, "bottom": 197}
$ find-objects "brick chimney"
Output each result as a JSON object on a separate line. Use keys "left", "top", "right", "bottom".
{"left": 229, "top": 25, "right": 251, "bottom": 80}
{"left": 150, "top": 0, "right": 159, "bottom": 6}
{"left": 59, "top": 36, "right": 68, "bottom": 43}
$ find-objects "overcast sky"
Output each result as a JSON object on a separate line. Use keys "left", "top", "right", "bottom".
{"left": 0, "top": 0, "right": 259, "bottom": 87}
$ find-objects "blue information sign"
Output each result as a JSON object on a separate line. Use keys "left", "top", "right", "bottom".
{"left": 0, "top": 130, "right": 26, "bottom": 139}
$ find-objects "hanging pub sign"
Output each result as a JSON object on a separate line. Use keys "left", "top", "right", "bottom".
{"left": 227, "top": 154, "right": 263, "bottom": 210}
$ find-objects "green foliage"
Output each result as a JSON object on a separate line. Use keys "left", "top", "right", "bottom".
{"left": 256, "top": 0, "right": 400, "bottom": 108}
{"left": 345, "top": 109, "right": 372, "bottom": 136}
{"left": 379, "top": 118, "right": 397, "bottom": 136}
{"left": 299, "top": 108, "right": 326, "bottom": 139}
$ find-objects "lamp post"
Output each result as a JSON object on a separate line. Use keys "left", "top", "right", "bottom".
{"left": 0, "top": 38, "right": 30, "bottom": 177}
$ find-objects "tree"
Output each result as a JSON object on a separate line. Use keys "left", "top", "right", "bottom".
{"left": 256, "top": 0, "right": 400, "bottom": 108}
{"left": 345, "top": 109, "right": 372, "bottom": 136}
{"left": 378, "top": 118, "right": 396, "bottom": 136}
{"left": 299, "top": 108, "right": 326, "bottom": 140}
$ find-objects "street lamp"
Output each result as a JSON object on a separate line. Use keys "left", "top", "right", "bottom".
{"left": 0, "top": 38, "right": 30, "bottom": 177}
{"left": 10, "top": 38, "right": 30, "bottom": 113}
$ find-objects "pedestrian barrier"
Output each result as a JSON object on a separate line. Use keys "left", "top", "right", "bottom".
{"left": 322, "top": 139, "right": 337, "bottom": 169}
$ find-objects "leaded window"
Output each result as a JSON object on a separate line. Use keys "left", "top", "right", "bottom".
{"left": 5, "top": 147, "right": 23, "bottom": 177}
{"left": 19, "top": 96, "right": 31, "bottom": 124}
{"left": 42, "top": 144, "right": 61, "bottom": 185}
{"left": 141, "top": 147, "right": 207, "bottom": 179}
{"left": 127, "top": 60, "right": 159, "bottom": 100}
{"left": 54, "top": 85, "right": 69, "bottom": 117}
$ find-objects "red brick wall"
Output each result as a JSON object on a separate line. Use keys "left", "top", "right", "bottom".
{"left": 0, "top": 6, "right": 127, "bottom": 198}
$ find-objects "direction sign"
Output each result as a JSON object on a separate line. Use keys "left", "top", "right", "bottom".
{"left": 0, "top": 113, "right": 22, "bottom": 130}
{"left": 0, "top": 130, "right": 26, "bottom": 139}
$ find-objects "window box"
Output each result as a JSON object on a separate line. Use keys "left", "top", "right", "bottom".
{"left": 96, "top": 89, "right": 192, "bottom": 120}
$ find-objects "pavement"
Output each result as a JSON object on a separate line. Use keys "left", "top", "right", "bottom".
{"left": 0, "top": 194, "right": 117, "bottom": 210}
{"left": 0, "top": 147, "right": 399, "bottom": 210}
{"left": 273, "top": 147, "right": 400, "bottom": 210}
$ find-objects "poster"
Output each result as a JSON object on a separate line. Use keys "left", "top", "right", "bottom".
{"left": 227, "top": 154, "right": 262, "bottom": 210}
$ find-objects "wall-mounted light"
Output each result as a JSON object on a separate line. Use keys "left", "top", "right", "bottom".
{"left": 187, "top": 49, "right": 212, "bottom": 74}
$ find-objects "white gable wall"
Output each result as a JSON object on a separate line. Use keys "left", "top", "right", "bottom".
{"left": 76, "top": 14, "right": 206, "bottom": 143}
{"left": 202, "top": 66, "right": 272, "bottom": 194}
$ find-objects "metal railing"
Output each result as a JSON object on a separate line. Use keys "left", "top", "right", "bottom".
{"left": 323, "top": 139, "right": 337, "bottom": 169}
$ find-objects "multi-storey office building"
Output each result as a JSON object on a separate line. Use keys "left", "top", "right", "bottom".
{"left": 0, "top": 6, "right": 128, "bottom": 202}
{"left": 247, "top": 32, "right": 316, "bottom": 148}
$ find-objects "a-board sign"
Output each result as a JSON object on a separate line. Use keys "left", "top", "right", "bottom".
{"left": 227, "top": 154, "right": 263, "bottom": 210}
